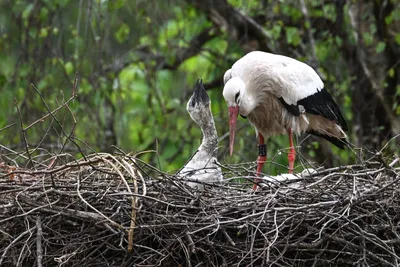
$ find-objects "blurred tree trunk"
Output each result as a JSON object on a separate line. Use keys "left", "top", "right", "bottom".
{"left": 342, "top": 0, "right": 400, "bottom": 149}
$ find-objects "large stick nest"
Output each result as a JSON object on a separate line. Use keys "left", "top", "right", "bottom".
{"left": 1, "top": 151, "right": 400, "bottom": 267}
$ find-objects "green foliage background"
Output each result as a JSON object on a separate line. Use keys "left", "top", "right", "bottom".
{"left": 0, "top": 0, "right": 399, "bottom": 174}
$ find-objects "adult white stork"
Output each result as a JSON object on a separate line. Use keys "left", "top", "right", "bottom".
{"left": 222, "top": 51, "right": 348, "bottom": 189}
{"left": 178, "top": 78, "right": 223, "bottom": 189}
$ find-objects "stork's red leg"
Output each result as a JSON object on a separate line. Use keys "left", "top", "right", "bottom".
{"left": 254, "top": 133, "right": 267, "bottom": 190}
{"left": 287, "top": 129, "right": 295, "bottom": 174}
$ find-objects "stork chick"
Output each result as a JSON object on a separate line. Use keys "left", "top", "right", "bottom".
{"left": 178, "top": 78, "right": 223, "bottom": 189}
{"left": 223, "top": 51, "right": 348, "bottom": 189}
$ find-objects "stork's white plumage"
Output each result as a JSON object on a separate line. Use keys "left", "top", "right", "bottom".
{"left": 223, "top": 51, "right": 348, "bottom": 189}
{"left": 178, "top": 79, "right": 223, "bottom": 189}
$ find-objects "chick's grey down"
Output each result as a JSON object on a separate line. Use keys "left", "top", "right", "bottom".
{"left": 178, "top": 79, "right": 223, "bottom": 189}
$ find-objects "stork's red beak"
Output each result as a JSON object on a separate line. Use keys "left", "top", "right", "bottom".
{"left": 228, "top": 105, "right": 239, "bottom": 156}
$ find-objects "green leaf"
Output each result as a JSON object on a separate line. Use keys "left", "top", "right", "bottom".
{"left": 39, "top": 7, "right": 49, "bottom": 21}
{"left": 107, "top": 0, "right": 124, "bottom": 11}
{"left": 385, "top": 14, "right": 393, "bottom": 25}
{"left": 22, "top": 4, "right": 34, "bottom": 20}
{"left": 64, "top": 62, "right": 74, "bottom": 75}
{"left": 22, "top": 4, "right": 34, "bottom": 26}
{"left": 114, "top": 23, "right": 130, "bottom": 44}
{"left": 376, "top": 42, "right": 386, "bottom": 53}
{"left": 285, "top": 27, "right": 301, "bottom": 46}
{"left": 58, "top": 0, "right": 70, "bottom": 8}
{"left": 28, "top": 28, "right": 38, "bottom": 38}
{"left": 388, "top": 68, "right": 395, "bottom": 78}
{"left": 395, "top": 105, "right": 400, "bottom": 115}
{"left": 395, "top": 33, "right": 400, "bottom": 45}
{"left": 335, "top": 36, "right": 343, "bottom": 46}
{"left": 362, "top": 32, "right": 373, "bottom": 46}
{"left": 269, "top": 24, "right": 282, "bottom": 39}
{"left": 39, "top": 28, "right": 48, "bottom": 38}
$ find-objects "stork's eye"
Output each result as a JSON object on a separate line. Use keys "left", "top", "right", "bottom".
{"left": 235, "top": 92, "right": 240, "bottom": 102}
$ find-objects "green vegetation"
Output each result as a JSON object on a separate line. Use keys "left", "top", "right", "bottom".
{"left": 0, "top": 0, "right": 398, "bottom": 174}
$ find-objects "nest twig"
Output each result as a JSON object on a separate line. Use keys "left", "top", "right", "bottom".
{"left": 0, "top": 151, "right": 399, "bottom": 267}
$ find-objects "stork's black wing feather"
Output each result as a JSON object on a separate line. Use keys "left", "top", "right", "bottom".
{"left": 306, "top": 130, "right": 348, "bottom": 149}
{"left": 298, "top": 88, "right": 348, "bottom": 131}
{"left": 279, "top": 88, "right": 348, "bottom": 131}
{"left": 278, "top": 98, "right": 301, "bottom": 116}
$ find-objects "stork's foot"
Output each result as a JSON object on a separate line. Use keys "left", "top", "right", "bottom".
{"left": 287, "top": 129, "right": 296, "bottom": 174}
{"left": 256, "top": 155, "right": 267, "bottom": 173}
{"left": 253, "top": 155, "right": 267, "bottom": 190}
{"left": 252, "top": 179, "right": 261, "bottom": 191}
{"left": 288, "top": 150, "right": 295, "bottom": 174}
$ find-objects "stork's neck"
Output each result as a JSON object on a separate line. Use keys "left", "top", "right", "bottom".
{"left": 197, "top": 112, "right": 218, "bottom": 157}
{"left": 239, "top": 89, "right": 257, "bottom": 116}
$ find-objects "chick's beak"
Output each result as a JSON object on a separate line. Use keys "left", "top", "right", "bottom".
{"left": 228, "top": 105, "right": 239, "bottom": 156}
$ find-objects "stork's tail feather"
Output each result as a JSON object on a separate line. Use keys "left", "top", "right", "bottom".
{"left": 306, "top": 130, "right": 349, "bottom": 149}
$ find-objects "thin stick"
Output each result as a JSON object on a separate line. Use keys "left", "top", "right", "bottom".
{"left": 29, "top": 75, "right": 86, "bottom": 160}
{"left": 0, "top": 122, "right": 18, "bottom": 133}
{"left": 0, "top": 227, "right": 36, "bottom": 266}
{"left": 23, "top": 95, "right": 76, "bottom": 131}
{"left": 36, "top": 216, "right": 43, "bottom": 267}
{"left": 14, "top": 98, "right": 33, "bottom": 168}
{"left": 76, "top": 172, "right": 125, "bottom": 231}
{"left": 24, "top": 73, "right": 77, "bottom": 131}
{"left": 123, "top": 159, "right": 138, "bottom": 252}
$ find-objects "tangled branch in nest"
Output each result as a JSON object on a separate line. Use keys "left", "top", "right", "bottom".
{"left": 0, "top": 152, "right": 399, "bottom": 267}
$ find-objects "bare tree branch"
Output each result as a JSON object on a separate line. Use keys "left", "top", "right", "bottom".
{"left": 164, "top": 27, "right": 220, "bottom": 70}
{"left": 102, "top": 27, "right": 218, "bottom": 75}
{"left": 186, "top": 0, "right": 273, "bottom": 52}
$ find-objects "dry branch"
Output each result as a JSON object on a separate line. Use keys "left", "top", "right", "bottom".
{"left": 0, "top": 150, "right": 399, "bottom": 266}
